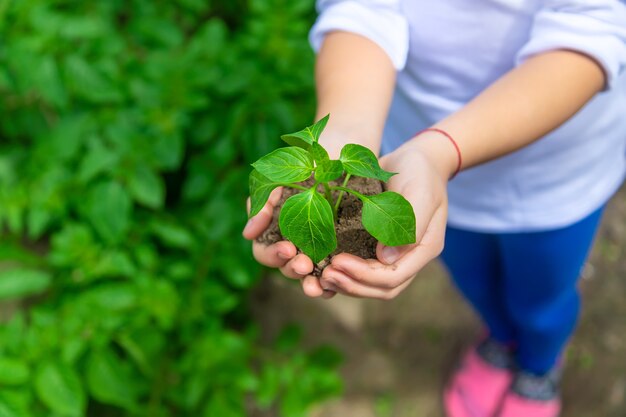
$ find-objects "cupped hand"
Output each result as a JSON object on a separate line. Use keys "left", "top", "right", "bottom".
{"left": 243, "top": 187, "right": 337, "bottom": 299}
{"left": 318, "top": 140, "right": 453, "bottom": 300}
{"left": 243, "top": 134, "right": 456, "bottom": 301}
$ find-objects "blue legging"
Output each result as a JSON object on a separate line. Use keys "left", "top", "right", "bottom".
{"left": 440, "top": 207, "right": 604, "bottom": 375}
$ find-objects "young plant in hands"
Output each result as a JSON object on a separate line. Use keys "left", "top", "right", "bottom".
{"left": 248, "top": 115, "right": 417, "bottom": 264}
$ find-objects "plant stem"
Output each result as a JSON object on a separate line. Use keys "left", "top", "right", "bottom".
{"left": 330, "top": 184, "right": 366, "bottom": 202}
{"left": 333, "top": 174, "right": 352, "bottom": 216}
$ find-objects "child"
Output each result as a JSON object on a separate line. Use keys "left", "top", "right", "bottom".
{"left": 243, "top": 1, "right": 626, "bottom": 416}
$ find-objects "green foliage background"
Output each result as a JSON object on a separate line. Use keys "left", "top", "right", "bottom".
{"left": 0, "top": 0, "right": 342, "bottom": 416}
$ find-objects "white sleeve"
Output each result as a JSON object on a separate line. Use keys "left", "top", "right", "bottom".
{"left": 516, "top": 0, "right": 626, "bottom": 90}
{"left": 309, "top": 0, "right": 409, "bottom": 71}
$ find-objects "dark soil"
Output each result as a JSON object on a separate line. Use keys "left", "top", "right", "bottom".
{"left": 257, "top": 176, "right": 383, "bottom": 276}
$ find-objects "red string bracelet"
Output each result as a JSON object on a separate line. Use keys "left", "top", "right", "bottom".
{"left": 414, "top": 128, "right": 462, "bottom": 180}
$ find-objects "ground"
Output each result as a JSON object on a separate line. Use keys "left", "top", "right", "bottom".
{"left": 251, "top": 186, "right": 626, "bottom": 417}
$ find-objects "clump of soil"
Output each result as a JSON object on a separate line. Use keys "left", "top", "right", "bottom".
{"left": 257, "top": 176, "right": 382, "bottom": 276}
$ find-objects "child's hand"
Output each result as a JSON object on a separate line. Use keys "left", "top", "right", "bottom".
{"left": 318, "top": 138, "right": 454, "bottom": 300}
{"left": 242, "top": 188, "right": 336, "bottom": 299}
{"left": 243, "top": 133, "right": 456, "bottom": 301}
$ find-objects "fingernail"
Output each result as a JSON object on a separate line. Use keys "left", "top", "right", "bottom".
{"left": 277, "top": 251, "right": 290, "bottom": 260}
{"left": 382, "top": 246, "right": 400, "bottom": 264}
{"left": 295, "top": 266, "right": 311, "bottom": 275}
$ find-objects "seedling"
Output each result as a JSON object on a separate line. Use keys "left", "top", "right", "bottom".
{"left": 249, "top": 115, "right": 416, "bottom": 263}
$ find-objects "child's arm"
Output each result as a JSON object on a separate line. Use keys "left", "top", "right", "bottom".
{"left": 314, "top": 31, "right": 396, "bottom": 158}
{"left": 421, "top": 50, "right": 605, "bottom": 175}
{"left": 319, "top": 49, "right": 606, "bottom": 299}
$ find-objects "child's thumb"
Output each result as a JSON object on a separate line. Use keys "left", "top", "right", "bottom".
{"left": 376, "top": 242, "right": 415, "bottom": 265}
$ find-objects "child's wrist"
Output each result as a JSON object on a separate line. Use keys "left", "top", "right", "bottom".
{"left": 404, "top": 130, "right": 461, "bottom": 181}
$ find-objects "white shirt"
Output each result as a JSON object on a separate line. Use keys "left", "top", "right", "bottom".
{"left": 310, "top": 0, "right": 626, "bottom": 232}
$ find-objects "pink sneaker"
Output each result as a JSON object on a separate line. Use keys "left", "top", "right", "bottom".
{"left": 444, "top": 339, "right": 514, "bottom": 417}
{"left": 494, "top": 370, "right": 562, "bottom": 417}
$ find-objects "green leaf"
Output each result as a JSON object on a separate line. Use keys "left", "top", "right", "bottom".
{"left": 279, "top": 189, "right": 336, "bottom": 263}
{"left": 248, "top": 170, "right": 281, "bottom": 218}
{"left": 82, "top": 282, "right": 137, "bottom": 311}
{"left": 274, "top": 324, "right": 302, "bottom": 352}
{"left": 310, "top": 142, "right": 329, "bottom": 163}
{"left": 86, "top": 349, "right": 139, "bottom": 411}
{"left": 62, "top": 338, "right": 87, "bottom": 365}
{"left": 0, "top": 268, "right": 51, "bottom": 301}
{"left": 27, "top": 207, "right": 52, "bottom": 240}
{"left": 309, "top": 346, "right": 344, "bottom": 369}
{"left": 0, "top": 388, "right": 30, "bottom": 417}
{"left": 127, "top": 164, "right": 165, "bottom": 209}
{"left": 116, "top": 328, "right": 165, "bottom": 377}
{"left": 339, "top": 144, "right": 396, "bottom": 182}
{"left": 34, "top": 361, "right": 85, "bottom": 417}
{"left": 251, "top": 147, "right": 313, "bottom": 183}
{"left": 150, "top": 221, "right": 195, "bottom": 249}
{"left": 92, "top": 250, "right": 136, "bottom": 278}
{"left": 142, "top": 279, "right": 180, "bottom": 329}
{"left": 77, "top": 138, "right": 119, "bottom": 183}
{"left": 42, "top": 114, "right": 90, "bottom": 161}
{"left": 151, "top": 134, "right": 185, "bottom": 170}
{"left": 204, "top": 392, "right": 246, "bottom": 417}
{"left": 314, "top": 160, "right": 343, "bottom": 183}
{"left": 0, "top": 358, "right": 30, "bottom": 385}
{"left": 82, "top": 181, "right": 132, "bottom": 245}
{"left": 64, "top": 55, "right": 122, "bottom": 103}
{"left": 0, "top": 393, "right": 27, "bottom": 417}
{"left": 256, "top": 365, "right": 280, "bottom": 408}
{"left": 35, "top": 57, "right": 68, "bottom": 108}
{"left": 280, "top": 114, "right": 330, "bottom": 149}
{"left": 360, "top": 192, "right": 416, "bottom": 246}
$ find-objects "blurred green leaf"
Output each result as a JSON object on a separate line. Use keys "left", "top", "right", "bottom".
{"left": 64, "top": 55, "right": 122, "bottom": 103}
{"left": 81, "top": 282, "right": 137, "bottom": 311}
{"left": 41, "top": 114, "right": 91, "bottom": 162}
{"left": 116, "top": 328, "right": 165, "bottom": 377}
{"left": 86, "top": 349, "right": 139, "bottom": 411}
{"left": 0, "top": 392, "right": 28, "bottom": 417}
{"left": 0, "top": 2, "right": 341, "bottom": 416}
{"left": 275, "top": 324, "right": 302, "bottom": 352}
{"left": 127, "top": 164, "right": 165, "bottom": 209}
{"left": 150, "top": 220, "right": 195, "bottom": 249}
{"left": 0, "top": 268, "right": 51, "bottom": 300}
{"left": 77, "top": 138, "right": 119, "bottom": 184}
{"left": 34, "top": 361, "right": 85, "bottom": 417}
{"left": 0, "top": 358, "right": 30, "bottom": 386}
{"left": 139, "top": 279, "right": 180, "bottom": 329}
{"left": 257, "top": 365, "right": 280, "bottom": 408}
{"left": 26, "top": 207, "right": 52, "bottom": 239}
{"left": 203, "top": 391, "right": 246, "bottom": 417}
{"left": 81, "top": 181, "right": 132, "bottom": 244}
{"left": 34, "top": 57, "right": 67, "bottom": 107}
{"left": 309, "top": 346, "right": 343, "bottom": 368}
{"left": 151, "top": 134, "right": 184, "bottom": 170}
